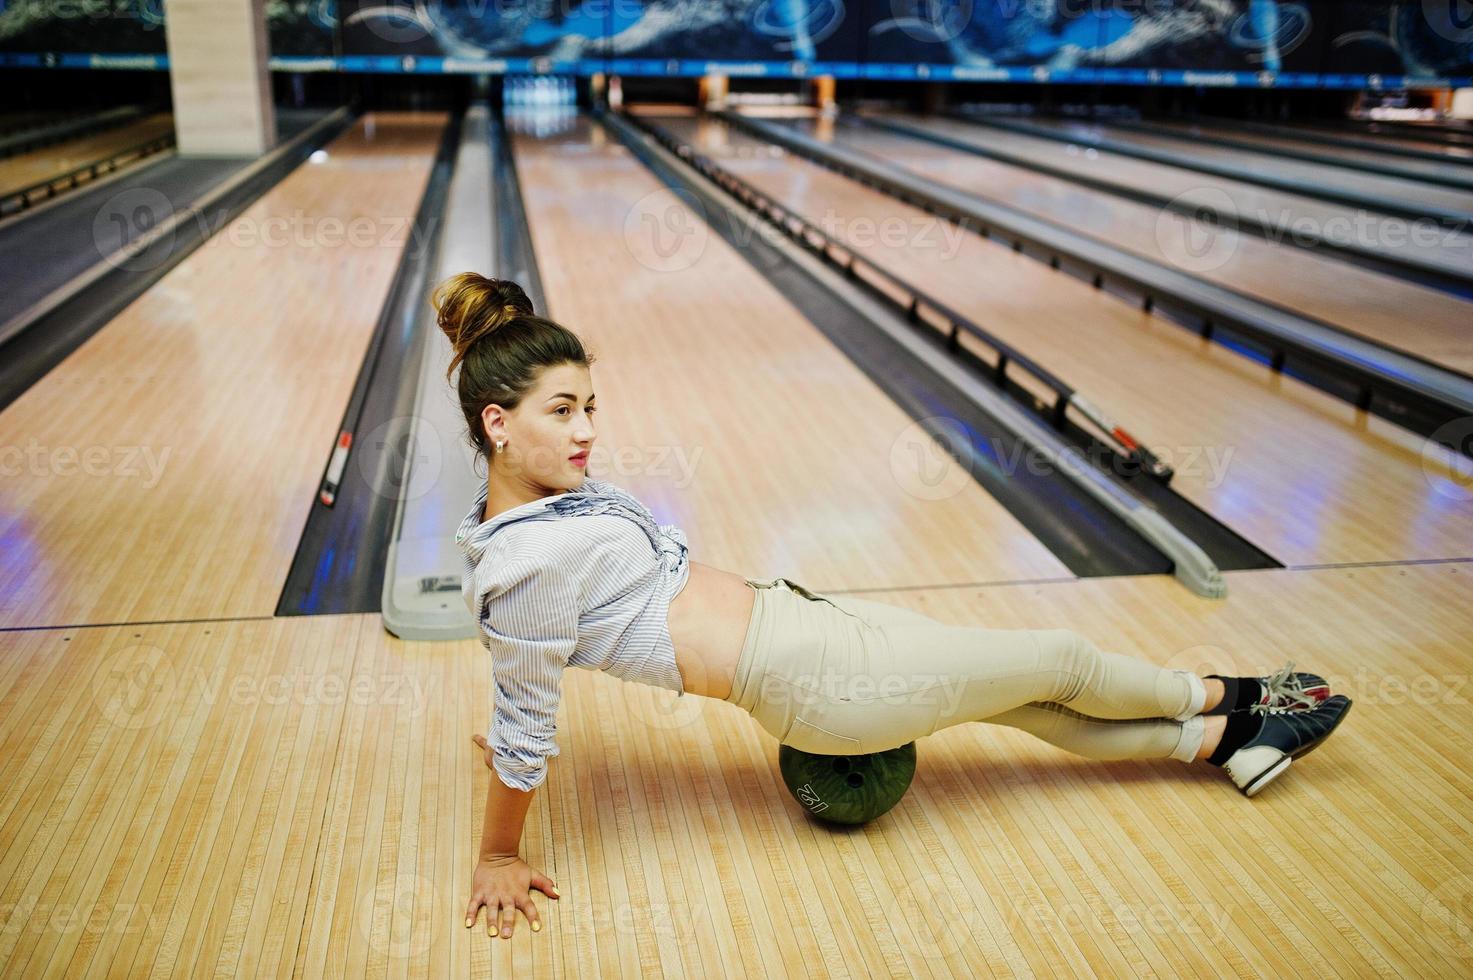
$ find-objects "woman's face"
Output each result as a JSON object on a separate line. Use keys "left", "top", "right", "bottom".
{"left": 481, "top": 362, "right": 596, "bottom": 492}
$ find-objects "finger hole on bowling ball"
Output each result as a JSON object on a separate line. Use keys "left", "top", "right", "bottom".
{"left": 779, "top": 742, "right": 917, "bottom": 826}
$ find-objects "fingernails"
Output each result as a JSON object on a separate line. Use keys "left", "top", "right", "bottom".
{"left": 532, "top": 921, "right": 541, "bottom": 932}
{"left": 465, "top": 917, "right": 473, "bottom": 928}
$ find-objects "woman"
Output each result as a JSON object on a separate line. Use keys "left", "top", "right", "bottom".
{"left": 446, "top": 273, "right": 1352, "bottom": 941}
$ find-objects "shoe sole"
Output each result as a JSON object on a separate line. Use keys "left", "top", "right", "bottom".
{"left": 1240, "top": 698, "right": 1353, "bottom": 797}
{"left": 1242, "top": 756, "right": 1292, "bottom": 797}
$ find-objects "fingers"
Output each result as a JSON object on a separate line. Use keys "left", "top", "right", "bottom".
{"left": 472, "top": 888, "right": 556, "bottom": 940}
{"left": 497, "top": 901, "right": 515, "bottom": 940}
{"left": 488, "top": 900, "right": 504, "bottom": 938}
{"left": 530, "top": 873, "right": 560, "bottom": 900}
{"left": 516, "top": 895, "right": 543, "bottom": 934}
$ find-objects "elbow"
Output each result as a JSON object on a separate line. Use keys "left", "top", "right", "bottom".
{"left": 488, "top": 699, "right": 560, "bottom": 791}
{"left": 493, "top": 761, "right": 542, "bottom": 792}
{"left": 492, "top": 745, "right": 554, "bottom": 792}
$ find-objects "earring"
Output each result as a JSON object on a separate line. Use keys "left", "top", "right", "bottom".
{"left": 494, "top": 440, "right": 505, "bottom": 453}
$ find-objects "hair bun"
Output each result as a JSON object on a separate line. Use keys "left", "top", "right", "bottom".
{"left": 431, "top": 273, "right": 533, "bottom": 376}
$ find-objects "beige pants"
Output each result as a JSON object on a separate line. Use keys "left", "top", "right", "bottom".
{"left": 725, "top": 577, "right": 1207, "bottom": 763}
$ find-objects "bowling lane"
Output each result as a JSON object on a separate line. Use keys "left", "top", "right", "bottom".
{"left": 802, "top": 115, "right": 1473, "bottom": 376}
{"left": 868, "top": 112, "right": 1473, "bottom": 287}
{"left": 1121, "top": 119, "right": 1473, "bottom": 188}
{"left": 653, "top": 113, "right": 1473, "bottom": 567}
{"left": 1358, "top": 119, "right": 1473, "bottom": 148}
{"left": 510, "top": 114, "right": 1071, "bottom": 592}
{"left": 0, "top": 112, "right": 448, "bottom": 629}
{"left": 0, "top": 113, "right": 175, "bottom": 198}
{"left": 1005, "top": 116, "right": 1473, "bottom": 217}
{"left": 1221, "top": 118, "right": 1473, "bottom": 162}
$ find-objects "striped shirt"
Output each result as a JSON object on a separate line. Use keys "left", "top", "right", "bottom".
{"left": 455, "top": 475, "right": 691, "bottom": 791}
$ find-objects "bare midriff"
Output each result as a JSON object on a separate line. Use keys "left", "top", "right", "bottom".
{"left": 666, "top": 560, "right": 756, "bottom": 702}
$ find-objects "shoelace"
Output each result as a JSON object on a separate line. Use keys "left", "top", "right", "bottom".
{"left": 1249, "top": 661, "right": 1320, "bottom": 715}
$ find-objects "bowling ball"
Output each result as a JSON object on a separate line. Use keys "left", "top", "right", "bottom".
{"left": 778, "top": 742, "right": 917, "bottom": 826}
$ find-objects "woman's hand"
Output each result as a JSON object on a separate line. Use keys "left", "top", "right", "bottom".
{"left": 466, "top": 854, "right": 559, "bottom": 939}
{"left": 472, "top": 733, "right": 494, "bottom": 770}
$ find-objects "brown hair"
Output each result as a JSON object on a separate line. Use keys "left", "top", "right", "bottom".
{"left": 432, "top": 272, "right": 594, "bottom": 457}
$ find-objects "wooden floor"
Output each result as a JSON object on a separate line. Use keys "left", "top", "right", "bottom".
{"left": 1, "top": 108, "right": 1471, "bottom": 977}
{"left": 1, "top": 563, "right": 1469, "bottom": 976}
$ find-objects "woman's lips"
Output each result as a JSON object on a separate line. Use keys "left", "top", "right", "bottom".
{"left": 569, "top": 452, "right": 588, "bottom": 467}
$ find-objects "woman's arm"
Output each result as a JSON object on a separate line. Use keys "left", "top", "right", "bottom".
{"left": 467, "top": 733, "right": 560, "bottom": 939}
{"left": 465, "top": 531, "right": 581, "bottom": 937}
{"left": 478, "top": 738, "right": 535, "bottom": 860}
